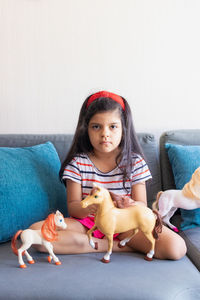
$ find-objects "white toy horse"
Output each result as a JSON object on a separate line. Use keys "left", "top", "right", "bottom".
{"left": 81, "top": 184, "right": 162, "bottom": 263}
{"left": 152, "top": 167, "right": 200, "bottom": 232}
{"left": 11, "top": 210, "right": 67, "bottom": 268}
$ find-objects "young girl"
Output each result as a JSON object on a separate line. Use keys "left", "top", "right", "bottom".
{"left": 31, "top": 91, "right": 186, "bottom": 259}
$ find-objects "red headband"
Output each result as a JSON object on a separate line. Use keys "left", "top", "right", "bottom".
{"left": 86, "top": 91, "right": 125, "bottom": 111}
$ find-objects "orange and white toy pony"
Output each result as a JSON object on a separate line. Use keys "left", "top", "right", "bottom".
{"left": 152, "top": 167, "right": 200, "bottom": 232}
{"left": 81, "top": 184, "right": 162, "bottom": 263}
{"left": 11, "top": 210, "right": 67, "bottom": 268}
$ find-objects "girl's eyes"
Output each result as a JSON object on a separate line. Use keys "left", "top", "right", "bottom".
{"left": 110, "top": 125, "right": 117, "bottom": 129}
{"left": 92, "top": 125, "right": 100, "bottom": 130}
{"left": 91, "top": 125, "right": 117, "bottom": 130}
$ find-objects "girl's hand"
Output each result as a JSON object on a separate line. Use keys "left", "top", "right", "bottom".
{"left": 114, "top": 196, "right": 135, "bottom": 208}
{"left": 110, "top": 192, "right": 135, "bottom": 208}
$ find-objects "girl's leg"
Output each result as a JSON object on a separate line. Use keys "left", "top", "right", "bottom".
{"left": 118, "top": 225, "right": 187, "bottom": 260}
{"left": 29, "top": 218, "right": 132, "bottom": 254}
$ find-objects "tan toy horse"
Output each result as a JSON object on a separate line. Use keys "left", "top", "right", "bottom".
{"left": 81, "top": 184, "right": 162, "bottom": 263}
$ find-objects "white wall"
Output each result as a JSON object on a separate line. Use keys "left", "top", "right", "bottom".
{"left": 0, "top": 0, "right": 200, "bottom": 135}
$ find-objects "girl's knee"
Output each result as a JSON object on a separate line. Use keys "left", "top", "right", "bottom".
{"left": 158, "top": 233, "right": 187, "bottom": 260}
{"left": 169, "top": 236, "right": 187, "bottom": 260}
{"left": 155, "top": 226, "right": 187, "bottom": 260}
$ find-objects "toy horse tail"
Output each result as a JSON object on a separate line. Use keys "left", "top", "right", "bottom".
{"left": 11, "top": 230, "right": 23, "bottom": 256}
{"left": 152, "top": 210, "right": 163, "bottom": 239}
{"left": 152, "top": 191, "right": 163, "bottom": 211}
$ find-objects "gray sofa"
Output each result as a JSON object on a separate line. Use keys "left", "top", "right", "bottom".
{"left": 0, "top": 130, "right": 200, "bottom": 300}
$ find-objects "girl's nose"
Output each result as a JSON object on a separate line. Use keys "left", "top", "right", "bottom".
{"left": 101, "top": 127, "right": 109, "bottom": 137}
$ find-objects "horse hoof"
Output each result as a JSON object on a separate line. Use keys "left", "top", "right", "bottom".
{"left": 101, "top": 258, "right": 110, "bottom": 263}
{"left": 28, "top": 260, "right": 35, "bottom": 264}
{"left": 20, "top": 264, "right": 27, "bottom": 268}
{"left": 144, "top": 256, "right": 153, "bottom": 261}
{"left": 55, "top": 261, "right": 61, "bottom": 266}
{"left": 118, "top": 242, "right": 125, "bottom": 248}
{"left": 47, "top": 256, "right": 52, "bottom": 263}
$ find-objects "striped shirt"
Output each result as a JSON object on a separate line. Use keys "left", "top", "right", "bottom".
{"left": 62, "top": 154, "right": 152, "bottom": 199}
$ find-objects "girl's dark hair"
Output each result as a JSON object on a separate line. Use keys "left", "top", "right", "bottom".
{"left": 59, "top": 94, "right": 144, "bottom": 189}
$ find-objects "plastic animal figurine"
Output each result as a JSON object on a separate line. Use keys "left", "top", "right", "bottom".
{"left": 11, "top": 210, "right": 67, "bottom": 268}
{"left": 152, "top": 167, "right": 200, "bottom": 232}
{"left": 81, "top": 184, "right": 162, "bottom": 263}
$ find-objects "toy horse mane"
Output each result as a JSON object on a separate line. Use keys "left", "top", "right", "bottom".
{"left": 90, "top": 186, "right": 99, "bottom": 195}
{"left": 41, "top": 213, "right": 58, "bottom": 242}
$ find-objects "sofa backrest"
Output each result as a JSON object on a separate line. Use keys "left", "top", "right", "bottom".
{"left": 0, "top": 134, "right": 74, "bottom": 163}
{"left": 160, "top": 129, "right": 200, "bottom": 190}
{"left": 137, "top": 133, "right": 161, "bottom": 206}
{"left": 0, "top": 133, "right": 161, "bottom": 207}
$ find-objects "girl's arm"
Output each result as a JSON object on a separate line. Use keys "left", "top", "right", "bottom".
{"left": 131, "top": 182, "right": 147, "bottom": 206}
{"left": 66, "top": 179, "right": 98, "bottom": 218}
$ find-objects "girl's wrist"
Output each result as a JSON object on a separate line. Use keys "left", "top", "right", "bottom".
{"left": 68, "top": 202, "right": 89, "bottom": 219}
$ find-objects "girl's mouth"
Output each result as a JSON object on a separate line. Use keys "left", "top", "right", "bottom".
{"left": 100, "top": 141, "right": 111, "bottom": 145}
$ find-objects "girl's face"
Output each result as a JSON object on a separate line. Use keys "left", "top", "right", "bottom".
{"left": 88, "top": 109, "right": 122, "bottom": 156}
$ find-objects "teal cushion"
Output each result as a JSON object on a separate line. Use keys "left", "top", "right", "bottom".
{"left": 165, "top": 143, "right": 200, "bottom": 230}
{"left": 0, "top": 142, "right": 67, "bottom": 243}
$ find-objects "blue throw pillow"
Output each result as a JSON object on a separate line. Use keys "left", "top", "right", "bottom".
{"left": 165, "top": 143, "right": 200, "bottom": 230}
{"left": 0, "top": 142, "right": 67, "bottom": 243}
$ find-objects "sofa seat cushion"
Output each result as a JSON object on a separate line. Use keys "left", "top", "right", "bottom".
{"left": 180, "top": 227, "right": 200, "bottom": 272}
{"left": 1, "top": 241, "right": 200, "bottom": 299}
{"left": 0, "top": 142, "right": 67, "bottom": 243}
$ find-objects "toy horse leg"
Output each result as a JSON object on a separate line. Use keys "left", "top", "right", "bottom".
{"left": 162, "top": 208, "right": 178, "bottom": 232}
{"left": 143, "top": 232, "right": 155, "bottom": 261}
{"left": 158, "top": 197, "right": 174, "bottom": 220}
{"left": 18, "top": 249, "right": 26, "bottom": 268}
{"left": 102, "top": 234, "right": 113, "bottom": 263}
{"left": 118, "top": 229, "right": 139, "bottom": 248}
{"left": 18, "top": 243, "right": 31, "bottom": 268}
{"left": 24, "top": 250, "right": 35, "bottom": 264}
{"left": 44, "top": 242, "right": 61, "bottom": 265}
{"left": 47, "top": 255, "right": 52, "bottom": 263}
{"left": 87, "top": 225, "right": 98, "bottom": 250}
